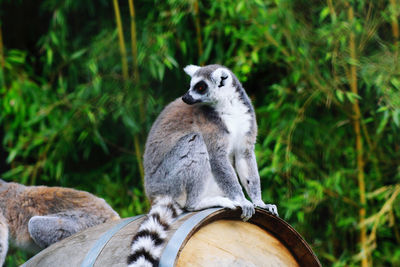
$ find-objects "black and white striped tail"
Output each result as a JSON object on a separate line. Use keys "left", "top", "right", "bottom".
{"left": 127, "top": 196, "right": 183, "bottom": 267}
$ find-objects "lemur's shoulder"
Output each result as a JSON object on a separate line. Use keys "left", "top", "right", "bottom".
{"left": 155, "top": 98, "right": 227, "bottom": 138}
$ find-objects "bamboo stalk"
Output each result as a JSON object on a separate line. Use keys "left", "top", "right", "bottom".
{"left": 128, "top": 0, "right": 146, "bottom": 195}
{"left": 326, "top": 0, "right": 337, "bottom": 23}
{"left": 193, "top": 0, "right": 204, "bottom": 64}
{"left": 128, "top": 0, "right": 145, "bottom": 120}
{"left": 112, "top": 0, "right": 129, "bottom": 80}
{"left": 390, "top": 0, "right": 399, "bottom": 41}
{"left": 390, "top": 0, "right": 399, "bottom": 64}
{"left": 347, "top": 5, "right": 369, "bottom": 267}
{"left": 390, "top": 208, "right": 400, "bottom": 244}
{"left": 367, "top": 185, "right": 400, "bottom": 246}
{"left": 128, "top": 0, "right": 139, "bottom": 81}
{"left": 113, "top": 0, "right": 147, "bottom": 210}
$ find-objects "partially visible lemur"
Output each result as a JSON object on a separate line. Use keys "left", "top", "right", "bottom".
{"left": 0, "top": 179, "right": 120, "bottom": 266}
{"left": 127, "top": 64, "right": 278, "bottom": 267}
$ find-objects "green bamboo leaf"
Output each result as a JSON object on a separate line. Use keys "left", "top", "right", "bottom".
{"left": 377, "top": 106, "right": 388, "bottom": 113}
{"left": 345, "top": 91, "right": 361, "bottom": 103}
{"left": 377, "top": 111, "right": 389, "bottom": 134}
{"left": 392, "top": 109, "right": 400, "bottom": 127}
{"left": 390, "top": 78, "right": 400, "bottom": 89}
{"left": 47, "top": 49, "right": 53, "bottom": 66}
{"left": 70, "top": 49, "right": 87, "bottom": 61}
{"left": 6, "top": 149, "right": 18, "bottom": 163}
{"left": 336, "top": 90, "right": 344, "bottom": 103}
{"left": 56, "top": 161, "right": 63, "bottom": 180}
{"left": 251, "top": 51, "right": 259, "bottom": 63}
{"left": 319, "top": 7, "right": 330, "bottom": 22}
{"left": 94, "top": 130, "right": 109, "bottom": 154}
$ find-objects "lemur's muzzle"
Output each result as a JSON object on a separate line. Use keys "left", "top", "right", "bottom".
{"left": 182, "top": 92, "right": 201, "bottom": 105}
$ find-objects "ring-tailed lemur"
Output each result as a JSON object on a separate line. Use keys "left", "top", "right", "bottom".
{"left": 0, "top": 179, "right": 120, "bottom": 266}
{"left": 127, "top": 64, "right": 278, "bottom": 267}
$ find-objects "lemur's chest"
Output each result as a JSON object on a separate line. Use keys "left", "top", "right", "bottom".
{"left": 217, "top": 100, "right": 252, "bottom": 152}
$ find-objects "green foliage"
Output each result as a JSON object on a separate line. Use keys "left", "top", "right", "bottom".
{"left": 0, "top": 0, "right": 399, "bottom": 266}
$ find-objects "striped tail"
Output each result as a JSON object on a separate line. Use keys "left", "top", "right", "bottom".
{"left": 127, "top": 196, "right": 183, "bottom": 267}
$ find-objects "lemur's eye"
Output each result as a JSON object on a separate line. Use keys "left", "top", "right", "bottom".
{"left": 194, "top": 81, "right": 208, "bottom": 94}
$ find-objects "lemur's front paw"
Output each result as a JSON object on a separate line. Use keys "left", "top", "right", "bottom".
{"left": 217, "top": 197, "right": 237, "bottom": 210}
{"left": 238, "top": 199, "right": 255, "bottom": 221}
{"left": 255, "top": 202, "right": 279, "bottom": 217}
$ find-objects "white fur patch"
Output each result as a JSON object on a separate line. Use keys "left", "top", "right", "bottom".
{"left": 153, "top": 195, "right": 173, "bottom": 206}
{"left": 127, "top": 256, "right": 154, "bottom": 267}
{"left": 149, "top": 206, "right": 174, "bottom": 224}
{"left": 235, "top": 157, "right": 250, "bottom": 191}
{"left": 188, "top": 68, "right": 252, "bottom": 152}
{"left": 213, "top": 85, "right": 252, "bottom": 153}
{"left": 211, "top": 68, "right": 232, "bottom": 87}
{"left": 199, "top": 173, "right": 224, "bottom": 199}
{"left": 184, "top": 65, "right": 200, "bottom": 77}
{"left": 194, "top": 196, "right": 237, "bottom": 210}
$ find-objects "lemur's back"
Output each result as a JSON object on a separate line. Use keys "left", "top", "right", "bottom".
{"left": 0, "top": 181, "right": 119, "bottom": 258}
{"left": 144, "top": 98, "right": 223, "bottom": 178}
{"left": 1, "top": 182, "right": 118, "bottom": 218}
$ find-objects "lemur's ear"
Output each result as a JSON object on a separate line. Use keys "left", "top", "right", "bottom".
{"left": 184, "top": 65, "right": 201, "bottom": 77}
{"left": 211, "top": 68, "right": 232, "bottom": 88}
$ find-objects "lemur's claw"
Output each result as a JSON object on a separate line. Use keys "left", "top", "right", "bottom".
{"left": 264, "top": 204, "right": 279, "bottom": 217}
{"left": 255, "top": 202, "right": 279, "bottom": 217}
{"left": 238, "top": 199, "right": 255, "bottom": 221}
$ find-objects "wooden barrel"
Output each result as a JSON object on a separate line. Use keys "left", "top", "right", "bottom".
{"left": 22, "top": 208, "right": 321, "bottom": 267}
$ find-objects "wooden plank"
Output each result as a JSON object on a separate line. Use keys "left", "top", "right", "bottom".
{"left": 176, "top": 220, "right": 299, "bottom": 267}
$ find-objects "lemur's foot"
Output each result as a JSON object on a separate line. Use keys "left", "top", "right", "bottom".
{"left": 236, "top": 199, "right": 255, "bottom": 221}
{"left": 255, "top": 202, "right": 279, "bottom": 217}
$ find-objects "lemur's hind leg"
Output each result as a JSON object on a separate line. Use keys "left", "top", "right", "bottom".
{"left": 28, "top": 210, "right": 99, "bottom": 248}
{"left": 169, "top": 133, "right": 237, "bottom": 211}
{"left": 0, "top": 213, "right": 8, "bottom": 267}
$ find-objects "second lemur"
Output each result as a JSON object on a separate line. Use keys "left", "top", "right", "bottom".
{"left": 0, "top": 180, "right": 120, "bottom": 266}
{"left": 128, "top": 64, "right": 278, "bottom": 267}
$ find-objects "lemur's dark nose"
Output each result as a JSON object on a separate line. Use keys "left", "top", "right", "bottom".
{"left": 182, "top": 92, "right": 200, "bottom": 105}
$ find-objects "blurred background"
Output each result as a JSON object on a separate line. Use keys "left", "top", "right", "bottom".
{"left": 0, "top": 0, "right": 399, "bottom": 266}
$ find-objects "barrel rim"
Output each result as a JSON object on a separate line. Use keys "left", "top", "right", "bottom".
{"left": 163, "top": 208, "right": 321, "bottom": 267}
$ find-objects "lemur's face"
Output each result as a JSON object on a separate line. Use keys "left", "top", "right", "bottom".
{"left": 182, "top": 65, "right": 234, "bottom": 105}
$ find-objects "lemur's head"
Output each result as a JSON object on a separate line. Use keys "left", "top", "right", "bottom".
{"left": 182, "top": 64, "right": 236, "bottom": 105}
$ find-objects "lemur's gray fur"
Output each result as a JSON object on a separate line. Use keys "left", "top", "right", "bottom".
{"left": 0, "top": 179, "right": 120, "bottom": 266}
{"left": 128, "top": 64, "right": 278, "bottom": 267}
